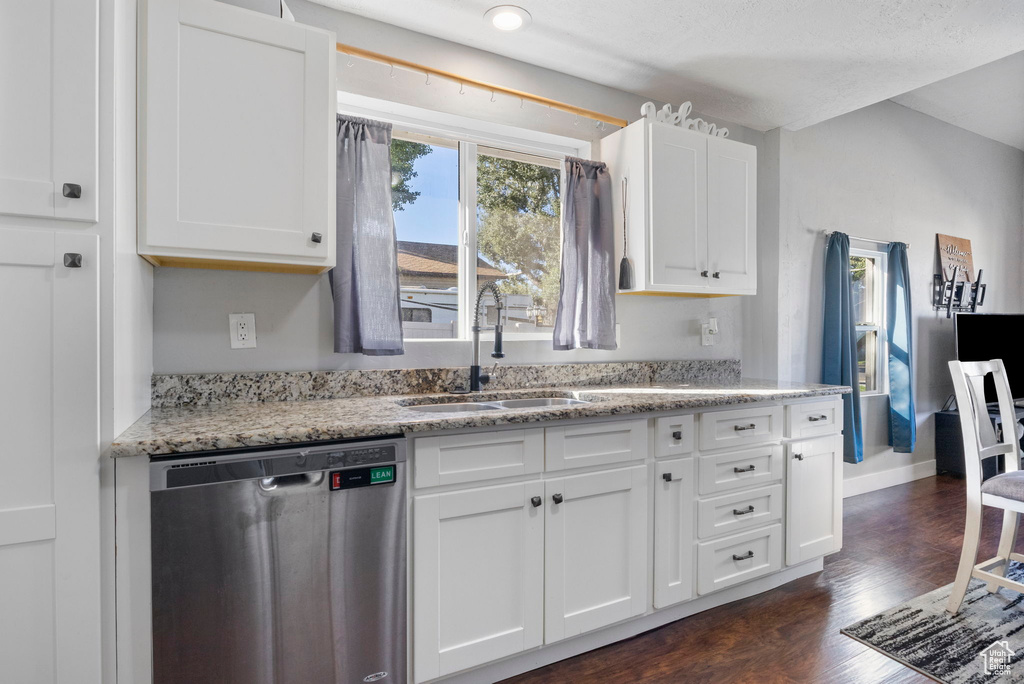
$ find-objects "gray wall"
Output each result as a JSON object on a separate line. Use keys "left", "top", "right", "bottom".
{"left": 153, "top": 0, "right": 761, "bottom": 374}
{"left": 751, "top": 100, "right": 1024, "bottom": 481}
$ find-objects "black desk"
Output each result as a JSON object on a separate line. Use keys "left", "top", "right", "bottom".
{"left": 935, "top": 406, "right": 1024, "bottom": 478}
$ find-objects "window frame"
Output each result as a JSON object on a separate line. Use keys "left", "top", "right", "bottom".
{"left": 850, "top": 245, "right": 888, "bottom": 397}
{"left": 338, "top": 92, "right": 589, "bottom": 342}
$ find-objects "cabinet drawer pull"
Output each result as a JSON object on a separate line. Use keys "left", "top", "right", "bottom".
{"left": 732, "top": 550, "right": 754, "bottom": 561}
{"left": 733, "top": 505, "right": 755, "bottom": 516}
{"left": 552, "top": 493, "right": 564, "bottom": 505}
{"left": 794, "top": 453, "right": 804, "bottom": 461}
{"left": 672, "top": 430, "right": 683, "bottom": 440}
{"left": 700, "top": 270, "right": 709, "bottom": 278}
{"left": 62, "top": 183, "right": 82, "bottom": 199}
{"left": 530, "top": 496, "right": 542, "bottom": 508}
{"left": 712, "top": 271, "right": 721, "bottom": 279}
{"left": 662, "top": 472, "right": 673, "bottom": 482}
{"left": 734, "top": 423, "right": 757, "bottom": 431}
{"left": 733, "top": 465, "right": 756, "bottom": 473}
{"left": 808, "top": 414, "right": 829, "bottom": 422}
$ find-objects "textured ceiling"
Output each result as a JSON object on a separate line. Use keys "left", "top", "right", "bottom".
{"left": 892, "top": 50, "right": 1024, "bottom": 151}
{"left": 308, "top": 0, "right": 1024, "bottom": 131}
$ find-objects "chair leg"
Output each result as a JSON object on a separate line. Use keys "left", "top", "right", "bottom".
{"left": 947, "top": 500, "right": 983, "bottom": 614}
{"left": 987, "top": 509, "right": 1020, "bottom": 593}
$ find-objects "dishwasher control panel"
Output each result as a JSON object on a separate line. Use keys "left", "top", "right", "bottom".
{"left": 330, "top": 464, "right": 396, "bottom": 491}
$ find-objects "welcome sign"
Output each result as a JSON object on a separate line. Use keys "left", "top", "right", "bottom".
{"left": 937, "top": 234, "right": 975, "bottom": 283}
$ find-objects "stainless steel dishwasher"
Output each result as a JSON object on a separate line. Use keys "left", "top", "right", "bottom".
{"left": 150, "top": 437, "right": 406, "bottom": 684}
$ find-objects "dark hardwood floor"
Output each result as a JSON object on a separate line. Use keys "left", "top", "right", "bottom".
{"left": 502, "top": 474, "right": 1008, "bottom": 684}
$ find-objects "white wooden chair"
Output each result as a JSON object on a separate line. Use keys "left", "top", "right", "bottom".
{"left": 947, "top": 359, "right": 1024, "bottom": 614}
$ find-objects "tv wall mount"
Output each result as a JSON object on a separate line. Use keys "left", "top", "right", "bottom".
{"left": 933, "top": 265, "right": 986, "bottom": 319}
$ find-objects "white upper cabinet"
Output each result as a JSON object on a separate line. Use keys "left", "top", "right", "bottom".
{"left": 139, "top": 0, "right": 336, "bottom": 273}
{"left": 600, "top": 119, "right": 757, "bottom": 295}
{"left": 0, "top": 0, "right": 98, "bottom": 222}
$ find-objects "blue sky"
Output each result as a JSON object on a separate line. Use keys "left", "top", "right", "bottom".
{"left": 393, "top": 145, "right": 458, "bottom": 246}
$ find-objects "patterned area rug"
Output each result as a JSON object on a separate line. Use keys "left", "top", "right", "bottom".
{"left": 843, "top": 563, "right": 1024, "bottom": 683}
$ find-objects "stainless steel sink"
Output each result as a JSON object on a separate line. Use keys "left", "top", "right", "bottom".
{"left": 405, "top": 402, "right": 502, "bottom": 413}
{"left": 491, "top": 397, "right": 589, "bottom": 409}
{"left": 403, "top": 396, "right": 590, "bottom": 413}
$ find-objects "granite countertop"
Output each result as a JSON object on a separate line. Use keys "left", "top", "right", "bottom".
{"left": 110, "top": 378, "right": 849, "bottom": 459}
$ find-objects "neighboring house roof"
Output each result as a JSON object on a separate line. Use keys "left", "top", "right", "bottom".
{"left": 397, "top": 241, "right": 506, "bottom": 280}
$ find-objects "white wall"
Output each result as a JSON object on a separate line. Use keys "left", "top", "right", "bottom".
{"left": 753, "top": 99, "right": 1024, "bottom": 482}
{"left": 153, "top": 0, "right": 761, "bottom": 374}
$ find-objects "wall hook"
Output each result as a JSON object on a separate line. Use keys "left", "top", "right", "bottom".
{"left": 573, "top": 113, "right": 580, "bottom": 126}
{"left": 490, "top": 90, "right": 496, "bottom": 103}
{"left": 459, "top": 83, "right": 465, "bottom": 95}
{"left": 520, "top": 98, "right": 524, "bottom": 109}
{"left": 346, "top": 56, "right": 354, "bottom": 67}
{"left": 389, "top": 64, "right": 396, "bottom": 78}
{"left": 424, "top": 72, "right": 431, "bottom": 85}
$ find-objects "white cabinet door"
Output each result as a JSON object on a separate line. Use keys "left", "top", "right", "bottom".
{"left": 786, "top": 435, "right": 843, "bottom": 565}
{"left": 647, "top": 123, "right": 708, "bottom": 291}
{"left": 545, "top": 465, "right": 647, "bottom": 643}
{"left": 706, "top": 135, "right": 756, "bottom": 294}
{"left": 0, "top": 228, "right": 100, "bottom": 682}
{"left": 654, "top": 459, "right": 695, "bottom": 609}
{"left": 140, "top": 0, "right": 336, "bottom": 273}
{"left": 0, "top": 0, "right": 97, "bottom": 221}
{"left": 413, "top": 481, "right": 544, "bottom": 683}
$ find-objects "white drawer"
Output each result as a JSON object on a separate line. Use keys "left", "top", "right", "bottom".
{"left": 413, "top": 429, "right": 544, "bottom": 488}
{"left": 654, "top": 414, "right": 695, "bottom": 458}
{"left": 699, "top": 405, "right": 783, "bottom": 452}
{"left": 697, "top": 524, "right": 782, "bottom": 595}
{"left": 697, "top": 484, "right": 782, "bottom": 539}
{"left": 697, "top": 444, "right": 783, "bottom": 496}
{"left": 786, "top": 399, "right": 842, "bottom": 439}
{"left": 545, "top": 418, "right": 647, "bottom": 471}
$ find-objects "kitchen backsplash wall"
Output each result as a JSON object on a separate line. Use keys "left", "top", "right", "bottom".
{"left": 152, "top": 359, "right": 742, "bottom": 407}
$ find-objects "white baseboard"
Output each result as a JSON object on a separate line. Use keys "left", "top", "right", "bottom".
{"left": 843, "top": 459, "right": 936, "bottom": 498}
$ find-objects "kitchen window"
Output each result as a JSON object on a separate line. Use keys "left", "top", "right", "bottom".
{"left": 358, "top": 99, "right": 585, "bottom": 342}
{"left": 850, "top": 247, "right": 888, "bottom": 395}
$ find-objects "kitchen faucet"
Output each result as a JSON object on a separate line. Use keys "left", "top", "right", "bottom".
{"left": 468, "top": 281, "right": 505, "bottom": 392}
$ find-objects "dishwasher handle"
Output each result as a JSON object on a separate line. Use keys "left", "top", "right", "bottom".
{"left": 258, "top": 471, "right": 326, "bottom": 491}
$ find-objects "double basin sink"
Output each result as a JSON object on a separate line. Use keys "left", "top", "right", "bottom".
{"left": 402, "top": 395, "right": 589, "bottom": 414}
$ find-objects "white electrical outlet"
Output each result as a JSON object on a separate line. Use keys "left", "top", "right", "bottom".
{"left": 701, "top": 317, "right": 719, "bottom": 346}
{"left": 229, "top": 313, "right": 257, "bottom": 349}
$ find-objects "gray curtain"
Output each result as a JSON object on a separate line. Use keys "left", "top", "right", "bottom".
{"left": 329, "top": 115, "right": 404, "bottom": 355}
{"left": 553, "top": 157, "right": 617, "bottom": 350}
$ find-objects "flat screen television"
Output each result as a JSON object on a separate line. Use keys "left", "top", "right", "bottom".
{"left": 954, "top": 313, "right": 1024, "bottom": 404}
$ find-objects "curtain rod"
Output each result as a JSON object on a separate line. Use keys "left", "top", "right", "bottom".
{"left": 336, "top": 42, "right": 629, "bottom": 129}
{"left": 823, "top": 230, "right": 911, "bottom": 249}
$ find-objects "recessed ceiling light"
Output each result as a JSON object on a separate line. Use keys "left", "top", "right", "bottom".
{"left": 484, "top": 5, "right": 531, "bottom": 31}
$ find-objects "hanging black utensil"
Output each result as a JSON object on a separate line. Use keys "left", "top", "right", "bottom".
{"left": 618, "top": 177, "right": 634, "bottom": 290}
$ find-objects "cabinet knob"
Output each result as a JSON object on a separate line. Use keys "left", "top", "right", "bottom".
{"left": 63, "top": 253, "right": 83, "bottom": 268}
{"left": 310, "top": 232, "right": 323, "bottom": 244}
{"left": 530, "top": 496, "right": 542, "bottom": 508}
{"left": 794, "top": 453, "right": 805, "bottom": 461}
{"left": 672, "top": 430, "right": 683, "bottom": 440}
{"left": 552, "top": 493, "right": 564, "bottom": 505}
{"left": 62, "top": 183, "right": 82, "bottom": 199}
{"left": 662, "top": 472, "right": 672, "bottom": 482}
{"left": 712, "top": 271, "right": 721, "bottom": 279}
{"left": 700, "top": 270, "right": 709, "bottom": 278}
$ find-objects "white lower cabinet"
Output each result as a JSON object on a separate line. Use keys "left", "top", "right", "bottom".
{"left": 544, "top": 465, "right": 648, "bottom": 643}
{"left": 413, "top": 481, "right": 544, "bottom": 683}
{"left": 654, "top": 458, "right": 695, "bottom": 609}
{"left": 786, "top": 435, "right": 843, "bottom": 565}
{"left": 697, "top": 524, "right": 782, "bottom": 595}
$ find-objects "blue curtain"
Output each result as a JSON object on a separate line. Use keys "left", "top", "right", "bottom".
{"left": 886, "top": 242, "right": 916, "bottom": 452}
{"left": 822, "top": 232, "right": 863, "bottom": 464}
